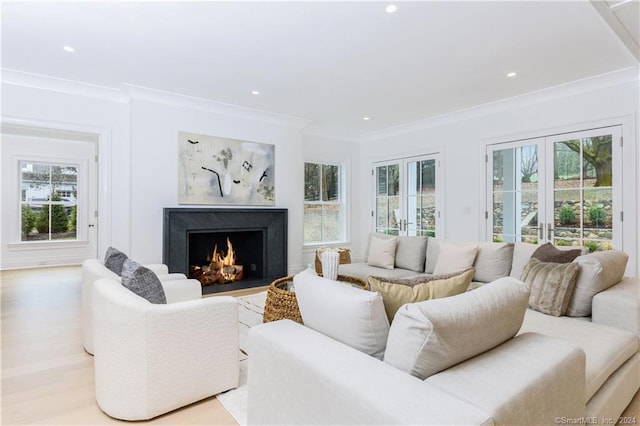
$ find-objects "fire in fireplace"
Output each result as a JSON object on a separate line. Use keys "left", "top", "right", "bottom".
{"left": 190, "top": 238, "right": 245, "bottom": 285}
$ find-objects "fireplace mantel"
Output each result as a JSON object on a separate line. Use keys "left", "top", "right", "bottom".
{"left": 163, "top": 208, "right": 287, "bottom": 293}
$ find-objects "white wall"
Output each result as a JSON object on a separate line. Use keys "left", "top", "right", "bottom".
{"left": 1, "top": 81, "right": 131, "bottom": 265}
{"left": 358, "top": 75, "right": 639, "bottom": 275}
{"left": 128, "top": 98, "right": 306, "bottom": 272}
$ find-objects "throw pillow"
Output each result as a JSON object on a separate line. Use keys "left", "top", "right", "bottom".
{"left": 432, "top": 241, "right": 478, "bottom": 275}
{"left": 293, "top": 268, "right": 390, "bottom": 359}
{"left": 120, "top": 259, "right": 167, "bottom": 304}
{"left": 383, "top": 277, "right": 529, "bottom": 379}
{"left": 367, "top": 235, "right": 398, "bottom": 270}
{"left": 104, "top": 246, "right": 128, "bottom": 276}
{"left": 472, "top": 242, "right": 515, "bottom": 283}
{"left": 520, "top": 258, "right": 579, "bottom": 317}
{"left": 566, "top": 250, "right": 629, "bottom": 317}
{"left": 531, "top": 243, "right": 582, "bottom": 263}
{"left": 394, "top": 236, "right": 428, "bottom": 272}
{"left": 368, "top": 268, "right": 474, "bottom": 321}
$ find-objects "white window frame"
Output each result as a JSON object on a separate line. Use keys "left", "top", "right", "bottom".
{"left": 303, "top": 160, "right": 348, "bottom": 246}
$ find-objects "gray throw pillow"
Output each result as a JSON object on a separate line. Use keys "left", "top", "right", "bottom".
{"left": 520, "top": 258, "right": 579, "bottom": 317}
{"left": 104, "top": 246, "right": 128, "bottom": 276}
{"left": 121, "top": 259, "right": 167, "bottom": 304}
{"left": 531, "top": 243, "right": 582, "bottom": 263}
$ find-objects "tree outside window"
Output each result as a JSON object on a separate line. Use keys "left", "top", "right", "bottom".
{"left": 20, "top": 162, "right": 78, "bottom": 241}
{"left": 304, "top": 162, "right": 344, "bottom": 244}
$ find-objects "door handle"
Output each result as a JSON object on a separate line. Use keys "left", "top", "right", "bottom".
{"left": 547, "top": 223, "right": 553, "bottom": 241}
{"left": 88, "top": 224, "right": 95, "bottom": 228}
{"left": 538, "top": 223, "right": 543, "bottom": 240}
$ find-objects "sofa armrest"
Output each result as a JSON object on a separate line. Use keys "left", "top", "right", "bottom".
{"left": 592, "top": 277, "right": 640, "bottom": 338}
{"left": 247, "top": 320, "right": 494, "bottom": 425}
{"left": 161, "top": 278, "right": 202, "bottom": 303}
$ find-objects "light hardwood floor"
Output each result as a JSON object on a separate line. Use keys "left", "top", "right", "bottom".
{"left": 2, "top": 266, "right": 639, "bottom": 425}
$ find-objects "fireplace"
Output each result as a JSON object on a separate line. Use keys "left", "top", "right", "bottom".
{"left": 163, "top": 208, "right": 287, "bottom": 294}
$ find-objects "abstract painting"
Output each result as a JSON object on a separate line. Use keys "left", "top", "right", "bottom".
{"left": 178, "top": 131, "right": 275, "bottom": 205}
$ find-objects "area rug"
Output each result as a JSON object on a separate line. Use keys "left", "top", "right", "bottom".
{"left": 217, "top": 291, "right": 267, "bottom": 425}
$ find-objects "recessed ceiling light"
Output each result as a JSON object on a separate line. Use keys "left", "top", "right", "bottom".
{"left": 507, "top": 72, "right": 517, "bottom": 78}
{"left": 251, "top": 90, "right": 260, "bottom": 95}
{"left": 363, "top": 116, "right": 371, "bottom": 121}
{"left": 385, "top": 4, "right": 397, "bottom": 13}
{"left": 63, "top": 46, "right": 75, "bottom": 53}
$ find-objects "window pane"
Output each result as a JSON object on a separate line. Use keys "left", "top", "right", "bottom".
{"left": 376, "top": 166, "right": 387, "bottom": 195}
{"left": 376, "top": 198, "right": 388, "bottom": 229}
{"left": 583, "top": 188, "right": 612, "bottom": 232}
{"left": 554, "top": 141, "right": 581, "bottom": 189}
{"left": 520, "top": 146, "right": 538, "bottom": 188}
{"left": 21, "top": 204, "right": 38, "bottom": 241}
{"left": 21, "top": 162, "right": 52, "bottom": 202}
{"left": 421, "top": 160, "right": 435, "bottom": 191}
{"left": 582, "top": 136, "right": 612, "bottom": 188}
{"left": 388, "top": 164, "right": 399, "bottom": 196}
{"left": 303, "top": 204, "right": 322, "bottom": 243}
{"left": 321, "top": 204, "right": 340, "bottom": 242}
{"left": 53, "top": 165, "right": 78, "bottom": 201}
{"left": 304, "top": 163, "right": 320, "bottom": 201}
{"left": 554, "top": 189, "right": 581, "bottom": 242}
{"left": 322, "top": 164, "right": 339, "bottom": 202}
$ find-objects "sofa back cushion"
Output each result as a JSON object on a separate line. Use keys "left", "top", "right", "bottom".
{"left": 565, "top": 250, "right": 628, "bottom": 317}
{"left": 383, "top": 277, "right": 529, "bottom": 379}
{"left": 366, "top": 235, "right": 397, "bottom": 269}
{"left": 365, "top": 233, "right": 427, "bottom": 272}
{"left": 472, "top": 242, "right": 515, "bottom": 283}
{"left": 293, "top": 268, "right": 390, "bottom": 359}
{"left": 432, "top": 241, "right": 478, "bottom": 275}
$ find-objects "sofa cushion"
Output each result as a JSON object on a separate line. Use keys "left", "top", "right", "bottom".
{"left": 520, "top": 309, "right": 639, "bottom": 401}
{"left": 532, "top": 242, "right": 582, "bottom": 263}
{"left": 433, "top": 241, "right": 478, "bottom": 275}
{"left": 473, "top": 242, "right": 514, "bottom": 283}
{"left": 424, "top": 237, "right": 440, "bottom": 274}
{"left": 566, "top": 250, "right": 629, "bottom": 317}
{"left": 293, "top": 268, "right": 390, "bottom": 360}
{"left": 510, "top": 242, "right": 539, "bottom": 278}
{"left": 383, "top": 277, "right": 529, "bottom": 379}
{"left": 104, "top": 246, "right": 128, "bottom": 276}
{"left": 120, "top": 259, "right": 167, "bottom": 304}
{"left": 368, "top": 268, "right": 474, "bottom": 321}
{"left": 367, "top": 235, "right": 397, "bottom": 270}
{"left": 338, "top": 263, "right": 419, "bottom": 282}
{"left": 395, "top": 236, "right": 428, "bottom": 272}
{"left": 521, "top": 258, "right": 579, "bottom": 316}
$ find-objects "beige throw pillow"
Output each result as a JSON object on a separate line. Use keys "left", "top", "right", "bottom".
{"left": 368, "top": 268, "right": 474, "bottom": 321}
{"left": 520, "top": 258, "right": 579, "bottom": 317}
{"left": 367, "top": 235, "right": 397, "bottom": 270}
{"left": 433, "top": 241, "right": 478, "bottom": 275}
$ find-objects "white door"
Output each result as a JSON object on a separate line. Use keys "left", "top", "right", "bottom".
{"left": 487, "top": 126, "right": 623, "bottom": 252}
{"left": 1, "top": 128, "right": 98, "bottom": 268}
{"left": 373, "top": 154, "right": 442, "bottom": 237}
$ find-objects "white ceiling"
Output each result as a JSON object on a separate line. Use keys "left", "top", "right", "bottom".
{"left": 1, "top": 1, "right": 638, "bottom": 140}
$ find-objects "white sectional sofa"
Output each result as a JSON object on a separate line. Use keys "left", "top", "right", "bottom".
{"left": 247, "top": 236, "right": 640, "bottom": 425}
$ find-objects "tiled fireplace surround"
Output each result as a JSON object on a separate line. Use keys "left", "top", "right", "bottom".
{"left": 163, "top": 208, "right": 287, "bottom": 294}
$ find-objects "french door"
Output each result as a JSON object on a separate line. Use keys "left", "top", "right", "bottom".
{"left": 374, "top": 154, "right": 442, "bottom": 237}
{"left": 487, "top": 126, "right": 622, "bottom": 251}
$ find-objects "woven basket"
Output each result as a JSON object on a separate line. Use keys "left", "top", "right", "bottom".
{"left": 262, "top": 274, "right": 367, "bottom": 324}
{"left": 314, "top": 248, "right": 352, "bottom": 275}
{"left": 263, "top": 276, "right": 302, "bottom": 324}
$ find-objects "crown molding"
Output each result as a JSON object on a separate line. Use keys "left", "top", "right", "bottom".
{"left": 121, "top": 84, "right": 311, "bottom": 129}
{"left": 361, "top": 67, "right": 639, "bottom": 143}
{"left": 1, "top": 68, "right": 127, "bottom": 103}
{"left": 302, "top": 125, "right": 361, "bottom": 143}
{"left": 1, "top": 69, "right": 312, "bottom": 129}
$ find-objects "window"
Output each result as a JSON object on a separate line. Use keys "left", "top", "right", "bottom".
{"left": 487, "top": 126, "right": 622, "bottom": 252}
{"left": 20, "top": 162, "right": 78, "bottom": 242}
{"left": 374, "top": 154, "right": 442, "bottom": 237}
{"left": 304, "top": 162, "right": 344, "bottom": 244}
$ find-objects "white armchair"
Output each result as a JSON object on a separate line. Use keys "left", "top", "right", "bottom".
{"left": 81, "top": 258, "right": 201, "bottom": 354}
{"left": 92, "top": 277, "right": 240, "bottom": 420}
